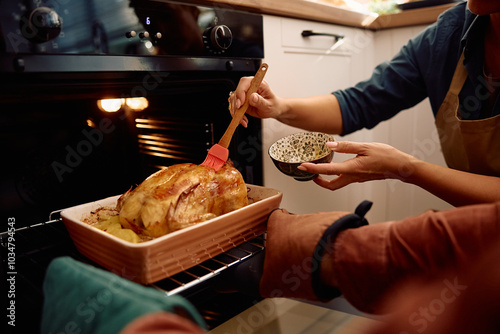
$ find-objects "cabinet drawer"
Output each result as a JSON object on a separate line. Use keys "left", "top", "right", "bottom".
{"left": 281, "top": 18, "right": 353, "bottom": 54}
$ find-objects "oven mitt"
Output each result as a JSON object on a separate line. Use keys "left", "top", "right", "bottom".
{"left": 41, "top": 256, "right": 206, "bottom": 334}
{"left": 260, "top": 201, "right": 372, "bottom": 302}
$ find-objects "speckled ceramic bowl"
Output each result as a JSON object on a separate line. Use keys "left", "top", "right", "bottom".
{"left": 268, "top": 132, "right": 334, "bottom": 181}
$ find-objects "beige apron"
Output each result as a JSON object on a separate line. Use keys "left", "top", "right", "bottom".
{"left": 435, "top": 52, "right": 500, "bottom": 176}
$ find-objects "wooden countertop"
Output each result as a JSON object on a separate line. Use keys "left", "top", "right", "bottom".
{"left": 368, "top": 3, "right": 457, "bottom": 29}
{"left": 194, "top": 0, "right": 457, "bottom": 29}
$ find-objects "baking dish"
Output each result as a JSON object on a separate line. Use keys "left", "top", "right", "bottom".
{"left": 61, "top": 184, "right": 282, "bottom": 284}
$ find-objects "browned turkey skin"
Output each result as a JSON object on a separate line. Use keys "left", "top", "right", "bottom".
{"left": 116, "top": 163, "right": 248, "bottom": 238}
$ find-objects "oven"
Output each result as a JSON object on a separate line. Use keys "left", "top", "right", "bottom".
{"left": 0, "top": 0, "right": 265, "bottom": 332}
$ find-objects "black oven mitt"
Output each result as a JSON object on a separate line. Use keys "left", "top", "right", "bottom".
{"left": 41, "top": 256, "right": 206, "bottom": 334}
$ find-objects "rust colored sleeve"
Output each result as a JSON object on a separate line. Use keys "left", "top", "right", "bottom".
{"left": 120, "top": 312, "right": 205, "bottom": 334}
{"left": 259, "top": 209, "right": 350, "bottom": 300}
{"left": 331, "top": 202, "right": 500, "bottom": 314}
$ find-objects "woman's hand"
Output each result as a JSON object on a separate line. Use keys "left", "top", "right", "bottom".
{"left": 229, "top": 76, "right": 344, "bottom": 133}
{"left": 300, "top": 141, "right": 500, "bottom": 206}
{"left": 229, "top": 77, "right": 285, "bottom": 127}
{"left": 298, "top": 141, "right": 415, "bottom": 191}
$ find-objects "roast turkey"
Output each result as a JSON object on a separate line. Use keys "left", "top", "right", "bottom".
{"left": 116, "top": 163, "right": 248, "bottom": 238}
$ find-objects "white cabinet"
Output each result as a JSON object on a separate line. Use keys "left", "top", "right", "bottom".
{"left": 261, "top": 16, "right": 452, "bottom": 222}
{"left": 262, "top": 15, "right": 381, "bottom": 219}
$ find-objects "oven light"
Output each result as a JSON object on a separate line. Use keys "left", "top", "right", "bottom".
{"left": 97, "top": 98, "right": 124, "bottom": 112}
{"left": 125, "top": 97, "right": 149, "bottom": 111}
{"left": 97, "top": 97, "right": 148, "bottom": 112}
{"left": 86, "top": 118, "right": 97, "bottom": 128}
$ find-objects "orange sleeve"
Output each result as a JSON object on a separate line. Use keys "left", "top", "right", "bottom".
{"left": 331, "top": 201, "right": 500, "bottom": 314}
{"left": 120, "top": 312, "right": 205, "bottom": 334}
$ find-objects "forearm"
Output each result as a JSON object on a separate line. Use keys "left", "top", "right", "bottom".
{"left": 278, "top": 94, "right": 343, "bottom": 134}
{"left": 404, "top": 158, "right": 500, "bottom": 206}
{"left": 324, "top": 202, "right": 500, "bottom": 314}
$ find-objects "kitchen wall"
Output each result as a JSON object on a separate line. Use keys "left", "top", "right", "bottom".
{"left": 370, "top": 25, "right": 454, "bottom": 221}
{"left": 262, "top": 16, "right": 453, "bottom": 223}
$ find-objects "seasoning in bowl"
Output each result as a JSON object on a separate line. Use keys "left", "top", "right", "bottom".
{"left": 268, "top": 132, "right": 334, "bottom": 181}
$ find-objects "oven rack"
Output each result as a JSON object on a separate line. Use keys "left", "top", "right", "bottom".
{"left": 0, "top": 211, "right": 266, "bottom": 331}
{"left": 0, "top": 210, "right": 265, "bottom": 295}
{"left": 152, "top": 234, "right": 265, "bottom": 295}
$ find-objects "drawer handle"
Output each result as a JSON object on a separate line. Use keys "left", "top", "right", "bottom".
{"left": 301, "top": 30, "right": 344, "bottom": 42}
{"left": 301, "top": 30, "right": 345, "bottom": 51}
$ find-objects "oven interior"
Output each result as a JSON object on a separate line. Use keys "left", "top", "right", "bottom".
{"left": 1, "top": 73, "right": 263, "bottom": 227}
{"left": 0, "top": 71, "right": 265, "bottom": 333}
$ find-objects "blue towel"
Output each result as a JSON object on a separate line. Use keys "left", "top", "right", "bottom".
{"left": 41, "top": 257, "right": 206, "bottom": 334}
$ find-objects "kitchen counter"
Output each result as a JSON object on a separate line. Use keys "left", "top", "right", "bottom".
{"left": 209, "top": 298, "right": 380, "bottom": 333}
{"left": 368, "top": 2, "right": 457, "bottom": 29}
{"left": 194, "top": 0, "right": 457, "bottom": 29}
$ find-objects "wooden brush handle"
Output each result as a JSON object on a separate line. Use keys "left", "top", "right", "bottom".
{"left": 218, "top": 63, "right": 268, "bottom": 148}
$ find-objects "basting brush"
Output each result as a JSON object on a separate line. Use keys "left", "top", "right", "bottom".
{"left": 201, "top": 63, "right": 268, "bottom": 172}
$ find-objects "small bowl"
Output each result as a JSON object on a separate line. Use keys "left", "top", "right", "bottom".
{"left": 268, "top": 132, "right": 334, "bottom": 181}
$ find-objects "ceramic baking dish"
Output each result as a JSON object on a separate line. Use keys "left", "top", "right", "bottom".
{"left": 61, "top": 184, "right": 282, "bottom": 284}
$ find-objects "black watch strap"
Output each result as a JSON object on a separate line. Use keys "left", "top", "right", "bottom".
{"left": 311, "top": 200, "right": 373, "bottom": 301}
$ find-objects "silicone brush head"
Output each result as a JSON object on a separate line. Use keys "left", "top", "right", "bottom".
{"left": 200, "top": 144, "right": 229, "bottom": 172}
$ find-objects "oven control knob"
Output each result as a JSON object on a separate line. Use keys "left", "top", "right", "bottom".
{"left": 20, "top": 7, "right": 62, "bottom": 43}
{"left": 203, "top": 25, "right": 233, "bottom": 53}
